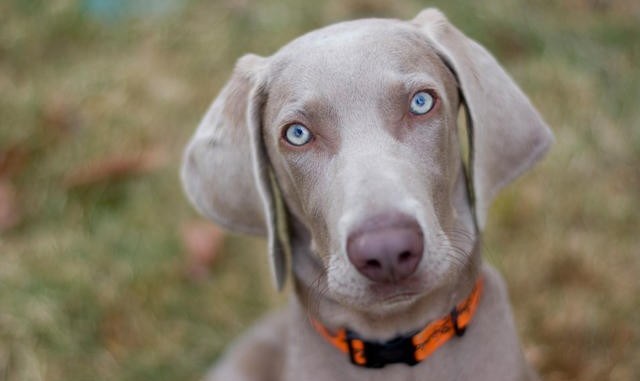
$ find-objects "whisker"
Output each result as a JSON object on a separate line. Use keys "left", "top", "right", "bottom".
{"left": 304, "top": 261, "right": 331, "bottom": 318}
{"left": 432, "top": 227, "right": 478, "bottom": 280}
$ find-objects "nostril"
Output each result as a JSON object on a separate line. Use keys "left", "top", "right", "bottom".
{"left": 365, "top": 259, "right": 382, "bottom": 269}
{"left": 398, "top": 251, "right": 412, "bottom": 263}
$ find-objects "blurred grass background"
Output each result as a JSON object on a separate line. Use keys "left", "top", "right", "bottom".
{"left": 1, "top": 0, "right": 639, "bottom": 380}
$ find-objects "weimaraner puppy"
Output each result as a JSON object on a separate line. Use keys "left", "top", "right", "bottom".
{"left": 182, "top": 8, "right": 553, "bottom": 381}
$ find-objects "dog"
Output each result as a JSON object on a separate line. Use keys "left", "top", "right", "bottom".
{"left": 181, "top": 8, "right": 553, "bottom": 381}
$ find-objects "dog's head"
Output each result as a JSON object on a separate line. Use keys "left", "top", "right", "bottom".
{"left": 182, "top": 9, "right": 553, "bottom": 313}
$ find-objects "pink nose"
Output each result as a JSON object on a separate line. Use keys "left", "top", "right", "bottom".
{"left": 346, "top": 214, "right": 424, "bottom": 283}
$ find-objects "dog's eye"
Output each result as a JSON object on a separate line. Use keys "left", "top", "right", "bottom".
{"left": 284, "top": 123, "right": 313, "bottom": 146}
{"left": 409, "top": 91, "right": 435, "bottom": 115}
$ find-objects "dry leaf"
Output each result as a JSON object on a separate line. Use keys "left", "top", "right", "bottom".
{"left": 0, "top": 144, "right": 30, "bottom": 179}
{"left": 0, "top": 179, "right": 21, "bottom": 232}
{"left": 181, "top": 220, "right": 225, "bottom": 280}
{"left": 41, "top": 97, "right": 80, "bottom": 136}
{"left": 63, "top": 148, "right": 166, "bottom": 188}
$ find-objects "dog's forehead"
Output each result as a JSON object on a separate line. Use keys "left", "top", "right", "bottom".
{"left": 266, "top": 19, "right": 443, "bottom": 97}
{"left": 278, "top": 19, "right": 414, "bottom": 56}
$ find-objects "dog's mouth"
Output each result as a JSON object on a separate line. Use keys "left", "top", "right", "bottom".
{"left": 380, "top": 292, "right": 420, "bottom": 305}
{"left": 367, "top": 278, "right": 426, "bottom": 306}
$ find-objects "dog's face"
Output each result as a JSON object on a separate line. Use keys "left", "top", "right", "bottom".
{"left": 261, "top": 20, "right": 473, "bottom": 311}
{"left": 182, "top": 9, "right": 553, "bottom": 316}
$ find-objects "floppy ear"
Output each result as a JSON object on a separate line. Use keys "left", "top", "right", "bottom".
{"left": 413, "top": 9, "right": 554, "bottom": 229}
{"left": 181, "top": 54, "right": 290, "bottom": 289}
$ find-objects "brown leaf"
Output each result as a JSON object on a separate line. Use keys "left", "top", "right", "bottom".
{"left": 0, "top": 179, "right": 21, "bottom": 232}
{"left": 181, "top": 220, "right": 226, "bottom": 280}
{"left": 63, "top": 148, "right": 167, "bottom": 188}
{"left": 41, "top": 97, "right": 80, "bottom": 136}
{"left": 0, "top": 144, "right": 30, "bottom": 179}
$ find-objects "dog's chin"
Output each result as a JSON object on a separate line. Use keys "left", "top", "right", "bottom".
{"left": 369, "top": 293, "right": 422, "bottom": 315}
{"left": 331, "top": 276, "right": 434, "bottom": 316}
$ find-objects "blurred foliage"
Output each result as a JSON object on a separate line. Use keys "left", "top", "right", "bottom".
{"left": 0, "top": 0, "right": 639, "bottom": 380}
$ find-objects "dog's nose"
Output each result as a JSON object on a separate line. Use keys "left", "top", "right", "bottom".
{"left": 346, "top": 214, "right": 423, "bottom": 283}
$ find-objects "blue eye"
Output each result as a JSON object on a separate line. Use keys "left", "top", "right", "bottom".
{"left": 284, "top": 123, "right": 312, "bottom": 146}
{"left": 410, "top": 91, "right": 435, "bottom": 115}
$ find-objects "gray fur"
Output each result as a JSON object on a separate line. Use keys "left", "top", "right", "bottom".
{"left": 182, "top": 8, "right": 552, "bottom": 381}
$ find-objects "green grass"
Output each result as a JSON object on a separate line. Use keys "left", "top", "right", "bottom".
{"left": 1, "top": 0, "right": 639, "bottom": 380}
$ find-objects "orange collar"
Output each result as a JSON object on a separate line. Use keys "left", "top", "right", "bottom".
{"left": 310, "top": 278, "right": 484, "bottom": 368}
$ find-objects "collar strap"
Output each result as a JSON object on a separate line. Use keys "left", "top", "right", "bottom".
{"left": 310, "top": 278, "right": 484, "bottom": 369}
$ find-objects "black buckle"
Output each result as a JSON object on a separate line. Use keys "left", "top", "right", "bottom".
{"left": 450, "top": 308, "right": 466, "bottom": 337}
{"left": 346, "top": 330, "right": 418, "bottom": 368}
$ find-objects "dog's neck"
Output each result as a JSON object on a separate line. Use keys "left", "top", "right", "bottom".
{"left": 290, "top": 223, "right": 482, "bottom": 341}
